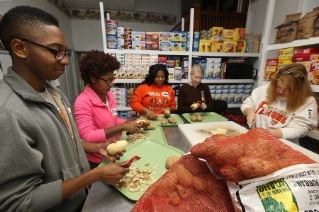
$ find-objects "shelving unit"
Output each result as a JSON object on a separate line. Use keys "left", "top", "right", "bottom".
{"left": 117, "top": 104, "right": 242, "bottom": 111}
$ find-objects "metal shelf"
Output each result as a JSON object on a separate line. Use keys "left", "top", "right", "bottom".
{"left": 107, "top": 49, "right": 190, "bottom": 56}
{"left": 267, "top": 37, "right": 319, "bottom": 51}
{"left": 192, "top": 52, "right": 260, "bottom": 57}
{"left": 228, "top": 104, "right": 242, "bottom": 108}
{"left": 117, "top": 107, "right": 132, "bottom": 111}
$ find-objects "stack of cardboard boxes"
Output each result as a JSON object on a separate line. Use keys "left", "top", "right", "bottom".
{"left": 210, "top": 84, "right": 253, "bottom": 105}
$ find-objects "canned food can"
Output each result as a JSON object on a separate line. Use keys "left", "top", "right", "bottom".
{"left": 106, "top": 20, "right": 118, "bottom": 36}
{"left": 124, "top": 28, "right": 132, "bottom": 39}
{"left": 107, "top": 35, "right": 117, "bottom": 49}
{"left": 117, "top": 38, "right": 125, "bottom": 50}
{"left": 194, "top": 32, "right": 200, "bottom": 39}
{"left": 124, "top": 39, "right": 132, "bottom": 49}
{"left": 117, "top": 26, "right": 124, "bottom": 38}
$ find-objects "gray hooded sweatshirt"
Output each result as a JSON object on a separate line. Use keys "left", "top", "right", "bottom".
{"left": 0, "top": 68, "right": 90, "bottom": 212}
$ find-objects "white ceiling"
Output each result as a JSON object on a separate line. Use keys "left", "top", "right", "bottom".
{"left": 63, "top": 0, "right": 136, "bottom": 11}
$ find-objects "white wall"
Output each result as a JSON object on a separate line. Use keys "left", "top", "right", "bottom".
{"left": 71, "top": 0, "right": 181, "bottom": 51}
{"left": 245, "top": 0, "right": 268, "bottom": 35}
{"left": 0, "top": 0, "right": 75, "bottom": 49}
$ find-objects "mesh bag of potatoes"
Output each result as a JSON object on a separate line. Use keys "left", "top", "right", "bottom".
{"left": 191, "top": 128, "right": 316, "bottom": 182}
{"left": 131, "top": 155, "right": 235, "bottom": 212}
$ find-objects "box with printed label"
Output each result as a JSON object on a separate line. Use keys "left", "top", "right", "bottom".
{"left": 236, "top": 41, "right": 246, "bottom": 53}
{"left": 133, "top": 66, "right": 142, "bottom": 79}
{"left": 223, "top": 29, "right": 234, "bottom": 41}
{"left": 212, "top": 27, "right": 223, "bottom": 37}
{"left": 214, "top": 58, "right": 222, "bottom": 63}
{"left": 172, "top": 41, "right": 179, "bottom": 51}
{"left": 292, "top": 48, "right": 319, "bottom": 62}
{"left": 215, "top": 85, "right": 223, "bottom": 90}
{"left": 145, "top": 32, "right": 159, "bottom": 41}
{"left": 213, "top": 68, "right": 221, "bottom": 79}
{"left": 115, "top": 103, "right": 126, "bottom": 108}
{"left": 141, "top": 66, "right": 149, "bottom": 78}
{"left": 245, "top": 84, "right": 253, "bottom": 90}
{"left": 228, "top": 89, "right": 236, "bottom": 104}
{"left": 211, "top": 36, "right": 224, "bottom": 43}
{"left": 234, "top": 89, "right": 243, "bottom": 104}
{"left": 234, "top": 28, "right": 247, "bottom": 41}
{"left": 132, "top": 31, "right": 142, "bottom": 41}
{"left": 179, "top": 42, "right": 187, "bottom": 51}
{"left": 223, "top": 41, "right": 236, "bottom": 53}
{"left": 159, "top": 32, "right": 172, "bottom": 42}
{"left": 199, "top": 39, "right": 206, "bottom": 52}
{"left": 171, "top": 31, "right": 180, "bottom": 41}
{"left": 242, "top": 89, "right": 252, "bottom": 102}
{"left": 111, "top": 88, "right": 127, "bottom": 95}
{"left": 237, "top": 85, "right": 245, "bottom": 89}
{"left": 205, "top": 40, "right": 212, "bottom": 52}
{"left": 278, "top": 47, "right": 294, "bottom": 60}
{"left": 221, "top": 89, "right": 229, "bottom": 102}
{"left": 264, "top": 59, "right": 279, "bottom": 81}
{"left": 145, "top": 41, "right": 158, "bottom": 50}
{"left": 168, "top": 68, "right": 175, "bottom": 79}
{"left": 179, "top": 31, "right": 187, "bottom": 42}
{"left": 277, "top": 59, "right": 293, "bottom": 70}
{"left": 159, "top": 41, "right": 172, "bottom": 51}
{"left": 114, "top": 93, "right": 126, "bottom": 99}
{"left": 222, "top": 85, "right": 230, "bottom": 89}
{"left": 209, "top": 85, "right": 216, "bottom": 89}
{"left": 229, "top": 85, "right": 237, "bottom": 89}
{"left": 205, "top": 68, "right": 214, "bottom": 79}
{"left": 117, "top": 66, "right": 126, "bottom": 79}
{"left": 126, "top": 66, "right": 134, "bottom": 79}
{"left": 309, "top": 55, "right": 319, "bottom": 85}
{"left": 215, "top": 90, "right": 222, "bottom": 100}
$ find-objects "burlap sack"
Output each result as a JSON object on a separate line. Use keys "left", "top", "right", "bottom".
{"left": 297, "top": 8, "right": 319, "bottom": 39}
{"left": 274, "top": 24, "right": 283, "bottom": 44}
{"left": 314, "top": 18, "right": 319, "bottom": 37}
{"left": 280, "top": 13, "right": 301, "bottom": 43}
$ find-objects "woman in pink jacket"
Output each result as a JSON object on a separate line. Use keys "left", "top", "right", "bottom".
{"left": 74, "top": 50, "right": 140, "bottom": 169}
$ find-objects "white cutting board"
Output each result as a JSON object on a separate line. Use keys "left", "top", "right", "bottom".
{"left": 178, "top": 121, "right": 248, "bottom": 147}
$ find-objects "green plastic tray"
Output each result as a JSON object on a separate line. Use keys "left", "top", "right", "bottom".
{"left": 120, "top": 126, "right": 167, "bottom": 149}
{"left": 99, "top": 139, "right": 184, "bottom": 201}
{"left": 140, "top": 114, "right": 184, "bottom": 126}
{"left": 182, "top": 112, "right": 228, "bottom": 123}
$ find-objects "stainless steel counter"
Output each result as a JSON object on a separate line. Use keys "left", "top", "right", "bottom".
{"left": 81, "top": 117, "right": 191, "bottom": 212}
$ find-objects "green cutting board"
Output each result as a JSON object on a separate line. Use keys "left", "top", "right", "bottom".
{"left": 120, "top": 126, "right": 167, "bottom": 149}
{"left": 140, "top": 114, "right": 184, "bottom": 126}
{"left": 99, "top": 139, "right": 184, "bottom": 201}
{"left": 182, "top": 112, "right": 228, "bottom": 123}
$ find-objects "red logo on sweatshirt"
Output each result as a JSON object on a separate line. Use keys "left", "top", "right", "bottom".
{"left": 255, "top": 101, "right": 288, "bottom": 125}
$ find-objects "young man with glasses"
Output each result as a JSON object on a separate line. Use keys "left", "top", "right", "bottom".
{"left": 241, "top": 64, "right": 319, "bottom": 145}
{"left": 74, "top": 50, "right": 141, "bottom": 169}
{"left": 0, "top": 6, "right": 129, "bottom": 212}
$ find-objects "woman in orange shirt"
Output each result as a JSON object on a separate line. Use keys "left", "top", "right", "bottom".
{"left": 131, "top": 64, "right": 176, "bottom": 119}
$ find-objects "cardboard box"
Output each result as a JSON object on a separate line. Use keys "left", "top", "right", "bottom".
{"left": 172, "top": 31, "right": 180, "bottom": 41}
{"left": 264, "top": 59, "right": 279, "bottom": 81}
{"left": 236, "top": 41, "right": 246, "bottom": 53}
{"left": 234, "top": 28, "right": 247, "bottom": 41}
{"left": 145, "top": 41, "right": 159, "bottom": 50}
{"left": 145, "top": 32, "right": 159, "bottom": 41}
{"left": 132, "top": 31, "right": 142, "bottom": 41}
{"left": 199, "top": 39, "right": 206, "bottom": 52}
{"left": 309, "top": 55, "right": 319, "bottom": 84}
{"left": 211, "top": 43, "right": 223, "bottom": 52}
{"left": 179, "top": 31, "right": 187, "bottom": 42}
{"left": 172, "top": 41, "right": 179, "bottom": 51}
{"left": 212, "top": 27, "right": 223, "bottom": 36}
{"left": 159, "top": 32, "right": 172, "bottom": 42}
{"left": 292, "top": 48, "right": 319, "bottom": 62}
{"left": 223, "top": 41, "right": 237, "bottom": 53}
{"left": 133, "top": 66, "right": 142, "bottom": 79}
{"left": 179, "top": 42, "right": 187, "bottom": 51}
{"left": 277, "top": 59, "right": 293, "bottom": 70}
{"left": 205, "top": 40, "right": 212, "bottom": 52}
{"left": 159, "top": 41, "right": 171, "bottom": 51}
{"left": 278, "top": 47, "right": 294, "bottom": 60}
{"left": 223, "top": 29, "right": 234, "bottom": 41}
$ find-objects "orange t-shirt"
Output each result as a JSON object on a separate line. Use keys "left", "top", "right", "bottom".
{"left": 131, "top": 83, "right": 176, "bottom": 114}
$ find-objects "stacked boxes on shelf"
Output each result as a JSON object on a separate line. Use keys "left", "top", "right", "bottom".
{"left": 159, "top": 32, "right": 172, "bottom": 51}
{"left": 278, "top": 47, "right": 294, "bottom": 71}
{"left": 309, "top": 55, "right": 319, "bottom": 85}
{"left": 171, "top": 31, "right": 187, "bottom": 52}
{"left": 205, "top": 58, "right": 222, "bottom": 79}
{"left": 127, "top": 88, "right": 137, "bottom": 108}
{"left": 118, "top": 111, "right": 139, "bottom": 118}
{"left": 111, "top": 88, "right": 127, "bottom": 108}
{"left": 182, "top": 57, "right": 189, "bottom": 79}
{"left": 210, "top": 84, "right": 253, "bottom": 104}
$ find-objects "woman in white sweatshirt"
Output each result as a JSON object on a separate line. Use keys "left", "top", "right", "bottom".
{"left": 241, "top": 64, "right": 319, "bottom": 144}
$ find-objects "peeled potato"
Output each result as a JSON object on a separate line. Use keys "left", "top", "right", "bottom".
{"left": 161, "top": 119, "right": 168, "bottom": 125}
{"left": 168, "top": 118, "right": 177, "bottom": 124}
{"left": 191, "top": 103, "right": 200, "bottom": 109}
{"left": 190, "top": 115, "right": 197, "bottom": 122}
{"left": 166, "top": 156, "right": 180, "bottom": 169}
{"left": 144, "top": 124, "right": 156, "bottom": 130}
{"left": 106, "top": 140, "right": 127, "bottom": 155}
{"left": 164, "top": 108, "right": 171, "bottom": 117}
{"left": 197, "top": 115, "right": 202, "bottom": 122}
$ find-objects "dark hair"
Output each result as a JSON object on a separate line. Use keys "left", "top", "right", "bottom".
{"left": 0, "top": 6, "right": 59, "bottom": 53}
{"left": 141, "top": 64, "right": 169, "bottom": 86}
{"left": 79, "top": 50, "right": 120, "bottom": 84}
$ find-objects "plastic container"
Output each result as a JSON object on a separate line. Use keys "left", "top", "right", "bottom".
{"left": 106, "top": 20, "right": 118, "bottom": 36}
{"left": 107, "top": 35, "right": 117, "bottom": 49}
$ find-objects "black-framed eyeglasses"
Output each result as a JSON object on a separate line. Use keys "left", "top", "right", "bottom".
{"left": 20, "top": 39, "right": 71, "bottom": 61}
{"left": 97, "top": 76, "right": 116, "bottom": 85}
{"left": 279, "top": 70, "right": 304, "bottom": 79}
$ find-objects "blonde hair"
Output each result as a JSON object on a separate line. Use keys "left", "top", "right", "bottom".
{"left": 267, "top": 63, "right": 319, "bottom": 113}
{"left": 191, "top": 64, "right": 205, "bottom": 75}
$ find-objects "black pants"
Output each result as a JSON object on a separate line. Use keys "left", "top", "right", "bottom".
{"left": 89, "top": 161, "right": 99, "bottom": 170}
